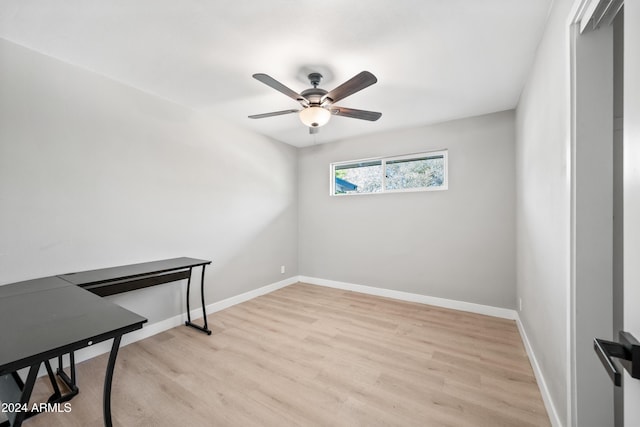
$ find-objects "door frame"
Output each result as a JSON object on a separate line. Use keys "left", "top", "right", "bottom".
{"left": 622, "top": 1, "right": 640, "bottom": 425}
{"left": 568, "top": 0, "right": 617, "bottom": 425}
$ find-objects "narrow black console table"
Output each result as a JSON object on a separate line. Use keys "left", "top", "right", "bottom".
{"left": 58, "top": 257, "right": 212, "bottom": 335}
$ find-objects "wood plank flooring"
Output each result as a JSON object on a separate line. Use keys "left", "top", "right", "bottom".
{"left": 25, "top": 283, "right": 550, "bottom": 426}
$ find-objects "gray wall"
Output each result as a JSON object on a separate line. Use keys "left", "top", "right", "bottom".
{"left": 515, "top": 0, "right": 573, "bottom": 424}
{"left": 298, "top": 110, "right": 516, "bottom": 309}
{"left": 0, "top": 38, "right": 299, "bottom": 323}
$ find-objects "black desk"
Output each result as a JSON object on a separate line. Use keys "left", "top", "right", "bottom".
{"left": 0, "top": 276, "right": 147, "bottom": 427}
{"left": 58, "top": 257, "right": 212, "bottom": 334}
{"left": 0, "top": 257, "right": 212, "bottom": 426}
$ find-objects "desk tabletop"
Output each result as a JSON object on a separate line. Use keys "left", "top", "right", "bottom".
{"left": 0, "top": 284, "right": 146, "bottom": 374}
{"left": 0, "top": 276, "right": 73, "bottom": 299}
{"left": 58, "top": 257, "right": 211, "bottom": 286}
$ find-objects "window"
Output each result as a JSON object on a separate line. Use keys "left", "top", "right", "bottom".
{"left": 331, "top": 150, "right": 448, "bottom": 196}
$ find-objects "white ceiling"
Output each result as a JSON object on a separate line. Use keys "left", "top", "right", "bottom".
{"left": 0, "top": 0, "right": 552, "bottom": 147}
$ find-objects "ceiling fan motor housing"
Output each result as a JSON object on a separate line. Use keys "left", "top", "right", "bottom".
{"left": 300, "top": 88, "right": 328, "bottom": 106}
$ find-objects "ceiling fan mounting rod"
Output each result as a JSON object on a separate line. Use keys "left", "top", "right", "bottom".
{"left": 308, "top": 72, "right": 323, "bottom": 88}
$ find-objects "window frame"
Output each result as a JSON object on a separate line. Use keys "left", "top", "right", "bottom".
{"left": 329, "top": 149, "right": 448, "bottom": 196}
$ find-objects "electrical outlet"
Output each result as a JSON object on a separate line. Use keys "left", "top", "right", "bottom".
{"left": 519, "top": 298, "right": 523, "bottom": 311}
{"left": 280, "top": 265, "right": 285, "bottom": 274}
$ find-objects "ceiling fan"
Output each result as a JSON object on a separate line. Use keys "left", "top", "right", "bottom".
{"left": 248, "top": 71, "right": 382, "bottom": 134}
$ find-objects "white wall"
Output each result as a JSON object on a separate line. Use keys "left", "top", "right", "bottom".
{"left": 298, "top": 111, "right": 516, "bottom": 309}
{"left": 0, "top": 38, "right": 299, "bottom": 323}
{"left": 515, "top": 0, "right": 573, "bottom": 425}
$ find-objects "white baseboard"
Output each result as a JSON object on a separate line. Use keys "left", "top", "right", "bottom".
{"left": 299, "top": 276, "right": 518, "bottom": 320}
{"left": 204, "top": 275, "right": 298, "bottom": 314}
{"left": 516, "top": 316, "right": 563, "bottom": 427}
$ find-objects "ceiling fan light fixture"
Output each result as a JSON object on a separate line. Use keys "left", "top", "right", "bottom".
{"left": 299, "top": 106, "right": 331, "bottom": 128}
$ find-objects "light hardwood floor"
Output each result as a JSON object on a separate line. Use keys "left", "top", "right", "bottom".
{"left": 26, "top": 283, "right": 550, "bottom": 426}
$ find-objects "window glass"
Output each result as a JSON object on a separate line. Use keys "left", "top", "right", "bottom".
{"left": 331, "top": 150, "right": 447, "bottom": 196}
{"left": 385, "top": 155, "right": 445, "bottom": 190}
{"left": 334, "top": 161, "right": 382, "bottom": 194}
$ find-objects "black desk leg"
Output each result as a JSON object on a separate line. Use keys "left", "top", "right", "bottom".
{"left": 44, "top": 360, "right": 63, "bottom": 401}
{"left": 103, "top": 335, "right": 122, "bottom": 427}
{"left": 54, "top": 352, "right": 79, "bottom": 402}
{"left": 185, "top": 265, "right": 212, "bottom": 335}
{"left": 12, "top": 364, "right": 39, "bottom": 427}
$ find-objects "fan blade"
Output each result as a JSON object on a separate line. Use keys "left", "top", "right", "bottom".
{"left": 248, "top": 109, "right": 299, "bottom": 119}
{"left": 322, "top": 71, "right": 378, "bottom": 104}
{"left": 253, "top": 73, "right": 308, "bottom": 104}
{"left": 331, "top": 107, "right": 382, "bottom": 121}
{"left": 309, "top": 127, "right": 319, "bottom": 135}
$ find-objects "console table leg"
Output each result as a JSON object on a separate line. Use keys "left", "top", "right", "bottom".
{"left": 199, "top": 265, "right": 210, "bottom": 332}
{"left": 184, "top": 265, "right": 211, "bottom": 335}
{"left": 103, "top": 336, "right": 122, "bottom": 427}
{"left": 185, "top": 267, "right": 193, "bottom": 324}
